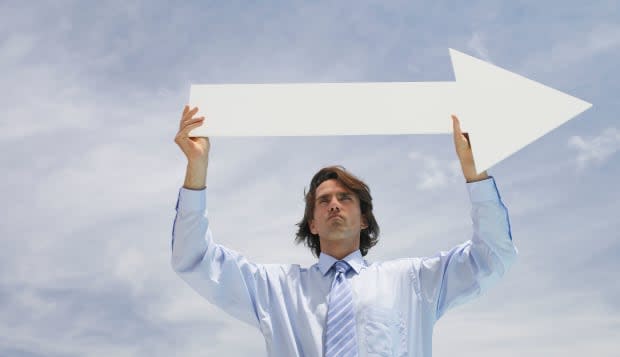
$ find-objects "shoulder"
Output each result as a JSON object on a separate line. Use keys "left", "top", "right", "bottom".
{"left": 363, "top": 257, "right": 424, "bottom": 274}
{"left": 260, "top": 263, "right": 320, "bottom": 277}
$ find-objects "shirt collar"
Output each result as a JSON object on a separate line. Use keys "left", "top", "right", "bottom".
{"left": 318, "top": 250, "right": 365, "bottom": 276}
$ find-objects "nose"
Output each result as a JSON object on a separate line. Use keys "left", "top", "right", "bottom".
{"left": 329, "top": 199, "right": 341, "bottom": 212}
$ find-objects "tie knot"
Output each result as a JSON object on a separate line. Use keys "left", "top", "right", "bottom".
{"left": 333, "top": 260, "right": 350, "bottom": 274}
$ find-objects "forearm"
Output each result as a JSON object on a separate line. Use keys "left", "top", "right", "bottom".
{"left": 423, "top": 177, "right": 517, "bottom": 320}
{"left": 170, "top": 188, "right": 269, "bottom": 328}
{"left": 468, "top": 178, "right": 517, "bottom": 276}
{"left": 183, "top": 160, "right": 208, "bottom": 190}
{"left": 171, "top": 187, "right": 209, "bottom": 271}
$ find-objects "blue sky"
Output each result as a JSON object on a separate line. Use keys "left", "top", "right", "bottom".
{"left": 1, "top": 1, "right": 618, "bottom": 356}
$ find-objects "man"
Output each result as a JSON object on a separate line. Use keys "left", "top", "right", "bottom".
{"left": 172, "top": 105, "right": 517, "bottom": 357}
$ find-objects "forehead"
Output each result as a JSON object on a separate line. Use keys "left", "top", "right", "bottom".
{"left": 315, "top": 179, "right": 352, "bottom": 196}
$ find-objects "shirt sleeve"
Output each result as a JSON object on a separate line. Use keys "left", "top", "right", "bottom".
{"left": 416, "top": 176, "right": 518, "bottom": 321}
{"left": 170, "top": 187, "right": 272, "bottom": 329}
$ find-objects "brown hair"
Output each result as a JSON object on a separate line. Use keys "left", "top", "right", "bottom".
{"left": 295, "top": 165, "right": 380, "bottom": 257}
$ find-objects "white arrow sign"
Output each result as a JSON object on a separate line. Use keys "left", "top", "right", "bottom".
{"left": 188, "top": 48, "right": 592, "bottom": 174}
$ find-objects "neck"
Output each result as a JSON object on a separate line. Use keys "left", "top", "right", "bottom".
{"left": 320, "top": 238, "right": 360, "bottom": 260}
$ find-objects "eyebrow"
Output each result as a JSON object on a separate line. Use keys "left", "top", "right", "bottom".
{"left": 315, "top": 192, "right": 353, "bottom": 201}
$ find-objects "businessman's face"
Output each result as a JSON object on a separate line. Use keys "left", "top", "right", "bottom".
{"left": 309, "top": 179, "right": 368, "bottom": 244}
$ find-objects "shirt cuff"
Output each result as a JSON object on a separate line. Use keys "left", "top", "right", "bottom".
{"left": 466, "top": 176, "right": 500, "bottom": 203}
{"left": 175, "top": 187, "right": 207, "bottom": 212}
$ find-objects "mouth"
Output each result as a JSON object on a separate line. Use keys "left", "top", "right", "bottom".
{"left": 329, "top": 214, "right": 343, "bottom": 220}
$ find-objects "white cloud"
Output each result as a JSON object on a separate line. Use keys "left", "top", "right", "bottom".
{"left": 435, "top": 289, "right": 620, "bottom": 356}
{"left": 568, "top": 127, "right": 620, "bottom": 171}
{"left": 520, "top": 22, "right": 620, "bottom": 74}
{"left": 467, "top": 31, "right": 492, "bottom": 62}
{"left": 407, "top": 151, "right": 462, "bottom": 190}
{"left": 2, "top": 1, "right": 618, "bottom": 356}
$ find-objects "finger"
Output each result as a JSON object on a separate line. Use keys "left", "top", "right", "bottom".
{"left": 176, "top": 121, "right": 204, "bottom": 144}
{"left": 180, "top": 118, "right": 205, "bottom": 136}
{"left": 451, "top": 114, "right": 461, "bottom": 135}
{"left": 182, "top": 117, "right": 205, "bottom": 129}
{"left": 182, "top": 107, "right": 200, "bottom": 122}
{"left": 179, "top": 106, "right": 190, "bottom": 130}
{"left": 180, "top": 109, "right": 201, "bottom": 130}
{"left": 180, "top": 123, "right": 205, "bottom": 140}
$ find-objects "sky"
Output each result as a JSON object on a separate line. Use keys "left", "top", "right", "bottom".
{"left": 1, "top": 1, "right": 619, "bottom": 356}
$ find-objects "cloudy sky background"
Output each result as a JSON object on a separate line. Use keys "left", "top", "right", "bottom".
{"left": 1, "top": 1, "right": 619, "bottom": 356}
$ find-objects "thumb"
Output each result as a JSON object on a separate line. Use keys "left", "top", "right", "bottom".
{"left": 451, "top": 114, "right": 461, "bottom": 133}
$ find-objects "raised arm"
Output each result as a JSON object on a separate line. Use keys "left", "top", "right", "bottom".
{"left": 415, "top": 115, "right": 517, "bottom": 321}
{"left": 417, "top": 176, "right": 517, "bottom": 321}
{"left": 171, "top": 105, "right": 271, "bottom": 328}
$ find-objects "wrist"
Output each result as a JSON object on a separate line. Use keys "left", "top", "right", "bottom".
{"left": 187, "top": 158, "right": 208, "bottom": 168}
{"left": 465, "top": 171, "right": 489, "bottom": 183}
{"left": 184, "top": 161, "right": 208, "bottom": 189}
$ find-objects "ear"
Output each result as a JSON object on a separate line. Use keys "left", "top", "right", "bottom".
{"left": 361, "top": 215, "right": 369, "bottom": 230}
{"left": 309, "top": 219, "right": 318, "bottom": 235}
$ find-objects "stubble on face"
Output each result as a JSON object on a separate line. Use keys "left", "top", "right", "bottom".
{"left": 309, "top": 179, "right": 366, "bottom": 243}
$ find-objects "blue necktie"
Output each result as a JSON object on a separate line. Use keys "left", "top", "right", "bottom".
{"left": 325, "top": 260, "right": 358, "bottom": 357}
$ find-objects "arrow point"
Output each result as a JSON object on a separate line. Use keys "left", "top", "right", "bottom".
{"left": 447, "top": 48, "right": 593, "bottom": 173}
{"left": 448, "top": 48, "right": 462, "bottom": 58}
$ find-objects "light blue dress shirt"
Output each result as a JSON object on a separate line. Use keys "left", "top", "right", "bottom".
{"left": 171, "top": 176, "right": 517, "bottom": 357}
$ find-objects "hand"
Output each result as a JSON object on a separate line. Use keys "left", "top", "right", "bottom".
{"left": 174, "top": 105, "right": 210, "bottom": 165}
{"left": 451, "top": 114, "right": 488, "bottom": 183}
